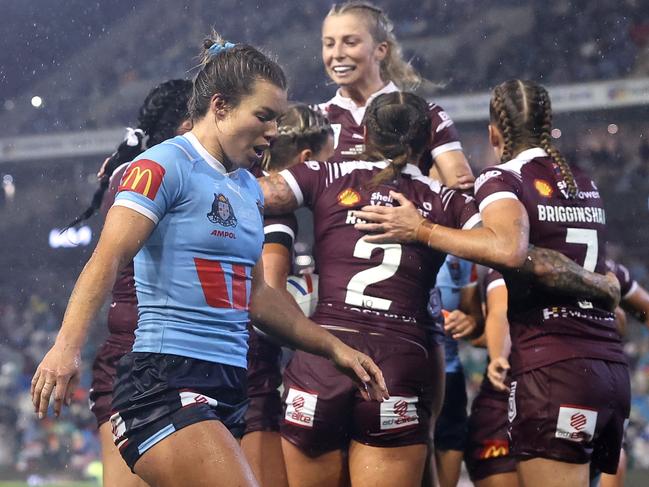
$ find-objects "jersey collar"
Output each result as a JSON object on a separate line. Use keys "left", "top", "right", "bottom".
{"left": 183, "top": 132, "right": 228, "bottom": 174}
{"left": 513, "top": 147, "right": 548, "bottom": 161}
{"left": 329, "top": 81, "right": 400, "bottom": 125}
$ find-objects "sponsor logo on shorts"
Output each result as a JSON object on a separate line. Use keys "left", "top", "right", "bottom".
{"left": 380, "top": 396, "right": 419, "bottom": 430}
{"left": 555, "top": 405, "right": 598, "bottom": 442}
{"left": 337, "top": 188, "right": 361, "bottom": 207}
{"left": 179, "top": 391, "right": 219, "bottom": 408}
{"left": 480, "top": 439, "right": 509, "bottom": 459}
{"left": 109, "top": 412, "right": 128, "bottom": 449}
{"left": 284, "top": 388, "right": 317, "bottom": 428}
{"left": 508, "top": 381, "right": 517, "bottom": 423}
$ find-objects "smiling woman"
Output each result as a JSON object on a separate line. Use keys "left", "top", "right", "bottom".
{"left": 30, "top": 33, "right": 388, "bottom": 487}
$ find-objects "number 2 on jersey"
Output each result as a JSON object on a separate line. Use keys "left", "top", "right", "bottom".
{"left": 344, "top": 239, "right": 402, "bottom": 311}
{"left": 565, "top": 228, "right": 598, "bottom": 272}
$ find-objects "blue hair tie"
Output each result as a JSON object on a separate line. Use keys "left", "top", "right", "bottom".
{"left": 208, "top": 41, "right": 235, "bottom": 57}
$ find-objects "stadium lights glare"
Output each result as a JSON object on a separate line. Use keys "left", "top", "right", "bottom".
{"left": 31, "top": 96, "right": 43, "bottom": 108}
{"left": 551, "top": 128, "right": 562, "bottom": 139}
{"left": 607, "top": 124, "right": 619, "bottom": 135}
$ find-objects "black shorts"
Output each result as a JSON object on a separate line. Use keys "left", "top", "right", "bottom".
{"left": 434, "top": 370, "right": 468, "bottom": 451}
{"left": 89, "top": 338, "right": 132, "bottom": 427}
{"left": 508, "top": 358, "right": 630, "bottom": 474}
{"left": 110, "top": 352, "right": 248, "bottom": 471}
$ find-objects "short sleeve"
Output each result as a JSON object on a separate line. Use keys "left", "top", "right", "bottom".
{"left": 442, "top": 188, "right": 481, "bottom": 230}
{"left": 605, "top": 259, "right": 637, "bottom": 299}
{"left": 113, "top": 148, "right": 184, "bottom": 224}
{"left": 429, "top": 104, "right": 463, "bottom": 159}
{"left": 474, "top": 166, "right": 523, "bottom": 213}
{"left": 279, "top": 160, "right": 328, "bottom": 208}
{"left": 485, "top": 268, "right": 506, "bottom": 294}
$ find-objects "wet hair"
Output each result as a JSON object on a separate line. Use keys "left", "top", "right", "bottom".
{"left": 188, "top": 31, "right": 287, "bottom": 120}
{"left": 326, "top": 1, "right": 421, "bottom": 90}
{"left": 261, "top": 104, "right": 333, "bottom": 172}
{"left": 489, "top": 79, "right": 578, "bottom": 198}
{"left": 362, "top": 91, "right": 431, "bottom": 187}
{"left": 66, "top": 79, "right": 192, "bottom": 228}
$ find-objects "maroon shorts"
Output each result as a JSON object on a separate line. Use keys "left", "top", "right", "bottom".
{"left": 508, "top": 358, "right": 629, "bottom": 474}
{"left": 89, "top": 337, "right": 133, "bottom": 427}
{"left": 465, "top": 378, "right": 516, "bottom": 482}
{"left": 244, "top": 327, "right": 283, "bottom": 434}
{"left": 280, "top": 331, "right": 439, "bottom": 457}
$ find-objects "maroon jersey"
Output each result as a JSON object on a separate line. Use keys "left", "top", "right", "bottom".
{"left": 474, "top": 147, "right": 625, "bottom": 373}
{"left": 280, "top": 159, "right": 480, "bottom": 344}
{"left": 605, "top": 259, "right": 637, "bottom": 299}
{"left": 101, "top": 163, "right": 138, "bottom": 340}
{"left": 317, "top": 82, "right": 463, "bottom": 170}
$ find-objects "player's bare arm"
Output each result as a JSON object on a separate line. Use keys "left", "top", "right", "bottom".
{"left": 622, "top": 282, "right": 649, "bottom": 326}
{"left": 257, "top": 173, "right": 299, "bottom": 215}
{"left": 31, "top": 206, "right": 154, "bottom": 418}
{"left": 433, "top": 150, "right": 475, "bottom": 190}
{"left": 249, "top": 261, "right": 389, "bottom": 402}
{"left": 524, "top": 245, "right": 620, "bottom": 311}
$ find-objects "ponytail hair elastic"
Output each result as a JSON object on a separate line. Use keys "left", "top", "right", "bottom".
{"left": 208, "top": 41, "right": 235, "bottom": 57}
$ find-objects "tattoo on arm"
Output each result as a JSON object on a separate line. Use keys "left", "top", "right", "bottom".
{"left": 521, "top": 245, "right": 620, "bottom": 309}
{"left": 258, "top": 174, "right": 299, "bottom": 215}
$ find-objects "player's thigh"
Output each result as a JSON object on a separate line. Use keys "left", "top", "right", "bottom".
{"left": 134, "top": 420, "right": 258, "bottom": 487}
{"left": 435, "top": 449, "right": 464, "bottom": 487}
{"left": 475, "top": 472, "right": 520, "bottom": 487}
{"left": 348, "top": 440, "right": 427, "bottom": 487}
{"left": 241, "top": 431, "right": 288, "bottom": 487}
{"left": 517, "top": 457, "right": 589, "bottom": 487}
{"left": 281, "top": 438, "right": 348, "bottom": 487}
{"left": 99, "top": 422, "right": 149, "bottom": 487}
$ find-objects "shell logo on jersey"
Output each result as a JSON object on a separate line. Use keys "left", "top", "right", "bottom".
{"left": 337, "top": 188, "right": 361, "bottom": 207}
{"left": 380, "top": 396, "right": 419, "bottom": 430}
{"left": 479, "top": 439, "right": 509, "bottom": 459}
{"left": 534, "top": 179, "right": 554, "bottom": 198}
{"left": 207, "top": 193, "right": 238, "bottom": 227}
{"left": 118, "top": 159, "right": 166, "bottom": 200}
{"left": 555, "top": 405, "right": 598, "bottom": 442}
{"left": 284, "top": 388, "right": 317, "bottom": 428}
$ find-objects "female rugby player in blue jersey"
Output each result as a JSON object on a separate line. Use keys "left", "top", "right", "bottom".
{"left": 30, "top": 34, "right": 388, "bottom": 487}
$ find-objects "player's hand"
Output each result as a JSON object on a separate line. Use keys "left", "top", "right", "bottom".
{"left": 487, "top": 356, "right": 510, "bottom": 392}
{"left": 353, "top": 191, "right": 424, "bottom": 244}
{"left": 330, "top": 341, "right": 389, "bottom": 402}
{"left": 31, "top": 343, "right": 81, "bottom": 419}
{"left": 453, "top": 173, "right": 475, "bottom": 191}
{"left": 444, "top": 310, "right": 477, "bottom": 340}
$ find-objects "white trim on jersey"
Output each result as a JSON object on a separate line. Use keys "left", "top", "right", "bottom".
{"left": 324, "top": 81, "right": 399, "bottom": 125}
{"left": 113, "top": 199, "right": 159, "bottom": 224}
{"left": 486, "top": 278, "right": 506, "bottom": 293}
{"left": 500, "top": 147, "right": 548, "bottom": 177}
{"left": 264, "top": 223, "right": 295, "bottom": 241}
{"left": 183, "top": 132, "right": 227, "bottom": 174}
{"left": 165, "top": 141, "right": 195, "bottom": 163}
{"left": 109, "top": 162, "right": 131, "bottom": 184}
{"left": 462, "top": 213, "right": 482, "bottom": 230}
{"left": 624, "top": 280, "right": 638, "bottom": 300}
{"left": 278, "top": 169, "right": 304, "bottom": 206}
{"left": 402, "top": 164, "right": 443, "bottom": 194}
{"left": 431, "top": 141, "right": 463, "bottom": 159}
{"left": 478, "top": 191, "right": 519, "bottom": 212}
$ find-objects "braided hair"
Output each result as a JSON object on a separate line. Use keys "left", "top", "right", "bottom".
{"left": 261, "top": 104, "right": 333, "bottom": 172}
{"left": 489, "top": 79, "right": 578, "bottom": 199}
{"left": 66, "top": 79, "right": 192, "bottom": 228}
{"left": 362, "top": 91, "right": 432, "bottom": 188}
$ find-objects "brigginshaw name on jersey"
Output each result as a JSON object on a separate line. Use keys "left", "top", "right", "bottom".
{"left": 537, "top": 205, "right": 606, "bottom": 224}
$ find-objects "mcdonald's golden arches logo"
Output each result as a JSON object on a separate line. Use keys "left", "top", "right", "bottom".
{"left": 480, "top": 439, "right": 509, "bottom": 459}
{"left": 118, "top": 159, "right": 166, "bottom": 200}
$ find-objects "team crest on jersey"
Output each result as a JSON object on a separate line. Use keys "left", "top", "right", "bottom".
{"left": 337, "top": 188, "right": 361, "bottom": 207}
{"left": 207, "top": 193, "right": 237, "bottom": 227}
{"left": 534, "top": 179, "right": 554, "bottom": 198}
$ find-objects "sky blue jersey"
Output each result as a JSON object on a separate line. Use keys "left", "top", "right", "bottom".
{"left": 435, "top": 255, "right": 475, "bottom": 373}
{"left": 113, "top": 133, "right": 264, "bottom": 368}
